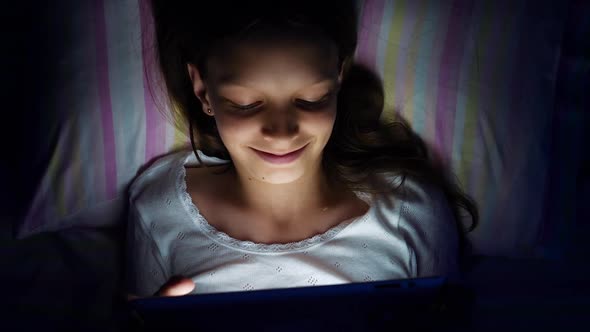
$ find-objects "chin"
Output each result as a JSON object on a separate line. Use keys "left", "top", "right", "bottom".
{"left": 251, "top": 165, "right": 306, "bottom": 184}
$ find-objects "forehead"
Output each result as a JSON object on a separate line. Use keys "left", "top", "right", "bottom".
{"left": 206, "top": 30, "right": 340, "bottom": 89}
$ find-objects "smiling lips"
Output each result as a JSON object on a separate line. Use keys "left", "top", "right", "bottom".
{"left": 252, "top": 144, "right": 308, "bottom": 164}
{"left": 259, "top": 146, "right": 304, "bottom": 156}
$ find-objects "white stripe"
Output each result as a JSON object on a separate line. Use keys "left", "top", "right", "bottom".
{"left": 72, "top": 0, "right": 101, "bottom": 207}
{"left": 104, "top": 0, "right": 147, "bottom": 193}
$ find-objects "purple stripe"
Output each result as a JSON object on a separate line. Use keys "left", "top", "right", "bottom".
{"left": 26, "top": 202, "right": 45, "bottom": 234}
{"left": 139, "top": 0, "right": 164, "bottom": 163}
{"left": 501, "top": 2, "right": 537, "bottom": 245}
{"left": 435, "top": 0, "right": 473, "bottom": 166}
{"left": 22, "top": 179, "right": 48, "bottom": 235}
{"left": 64, "top": 119, "right": 77, "bottom": 213}
{"left": 356, "top": 0, "right": 385, "bottom": 71}
{"left": 94, "top": 0, "right": 117, "bottom": 199}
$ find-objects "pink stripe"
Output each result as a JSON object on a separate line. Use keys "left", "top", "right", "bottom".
{"left": 139, "top": 0, "right": 165, "bottom": 163}
{"left": 356, "top": 0, "right": 386, "bottom": 71}
{"left": 423, "top": 2, "right": 453, "bottom": 144}
{"left": 434, "top": 0, "right": 473, "bottom": 166}
{"left": 94, "top": 0, "right": 117, "bottom": 199}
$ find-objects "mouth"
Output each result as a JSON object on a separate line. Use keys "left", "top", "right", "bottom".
{"left": 251, "top": 144, "right": 308, "bottom": 165}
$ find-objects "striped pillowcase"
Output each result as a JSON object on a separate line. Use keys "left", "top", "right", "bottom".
{"left": 18, "top": 0, "right": 568, "bottom": 259}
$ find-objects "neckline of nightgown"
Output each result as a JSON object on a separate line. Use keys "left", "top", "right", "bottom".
{"left": 175, "top": 150, "right": 374, "bottom": 253}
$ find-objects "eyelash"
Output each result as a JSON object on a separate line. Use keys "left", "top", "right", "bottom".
{"left": 232, "top": 93, "right": 333, "bottom": 111}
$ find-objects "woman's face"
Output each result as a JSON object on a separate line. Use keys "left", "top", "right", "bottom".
{"left": 188, "top": 29, "right": 343, "bottom": 184}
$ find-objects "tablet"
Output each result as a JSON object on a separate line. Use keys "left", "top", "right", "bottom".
{"left": 125, "top": 276, "right": 457, "bottom": 331}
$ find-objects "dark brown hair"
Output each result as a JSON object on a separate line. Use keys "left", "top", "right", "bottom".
{"left": 147, "top": 0, "right": 478, "bottom": 269}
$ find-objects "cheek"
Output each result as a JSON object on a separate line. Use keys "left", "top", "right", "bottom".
{"left": 213, "top": 113, "right": 258, "bottom": 148}
{"left": 214, "top": 106, "right": 337, "bottom": 147}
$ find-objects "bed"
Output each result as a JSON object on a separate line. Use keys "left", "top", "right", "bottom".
{"left": 4, "top": 0, "right": 589, "bottom": 330}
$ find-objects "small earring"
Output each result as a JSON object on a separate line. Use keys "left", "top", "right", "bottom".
{"left": 207, "top": 108, "right": 212, "bottom": 114}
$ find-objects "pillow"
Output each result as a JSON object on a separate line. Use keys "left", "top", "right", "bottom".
{"left": 18, "top": 0, "right": 568, "bottom": 260}
{"left": 18, "top": 0, "right": 189, "bottom": 237}
{"left": 354, "top": 0, "right": 567, "bottom": 257}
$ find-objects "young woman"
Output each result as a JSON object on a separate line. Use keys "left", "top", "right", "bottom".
{"left": 126, "top": 0, "right": 478, "bottom": 299}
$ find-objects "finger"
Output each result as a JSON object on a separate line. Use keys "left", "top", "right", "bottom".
{"left": 157, "top": 277, "right": 196, "bottom": 297}
{"left": 155, "top": 275, "right": 183, "bottom": 295}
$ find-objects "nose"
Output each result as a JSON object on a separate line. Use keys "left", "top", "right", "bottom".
{"left": 261, "top": 107, "right": 300, "bottom": 141}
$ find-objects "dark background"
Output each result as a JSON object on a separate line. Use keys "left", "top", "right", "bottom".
{"left": 2, "top": 2, "right": 65, "bottom": 242}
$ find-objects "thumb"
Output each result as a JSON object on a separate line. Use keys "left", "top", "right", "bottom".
{"left": 156, "top": 276, "right": 196, "bottom": 297}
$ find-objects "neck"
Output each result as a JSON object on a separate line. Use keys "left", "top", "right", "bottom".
{"left": 229, "top": 162, "right": 340, "bottom": 227}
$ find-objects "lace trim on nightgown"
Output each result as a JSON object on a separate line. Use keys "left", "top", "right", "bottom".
{"left": 176, "top": 151, "right": 374, "bottom": 253}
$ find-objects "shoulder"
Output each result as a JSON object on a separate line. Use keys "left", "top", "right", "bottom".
{"left": 398, "top": 176, "right": 451, "bottom": 220}
{"left": 378, "top": 173, "right": 450, "bottom": 216}
{"left": 128, "top": 149, "right": 230, "bottom": 202}
{"left": 382, "top": 174, "right": 459, "bottom": 278}
{"left": 393, "top": 174, "right": 456, "bottom": 238}
{"left": 128, "top": 149, "right": 232, "bottom": 221}
{"left": 128, "top": 149, "right": 191, "bottom": 205}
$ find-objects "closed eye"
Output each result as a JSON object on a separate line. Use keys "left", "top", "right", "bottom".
{"left": 232, "top": 101, "right": 263, "bottom": 110}
{"left": 297, "top": 95, "right": 330, "bottom": 105}
{"left": 230, "top": 91, "right": 335, "bottom": 111}
{"left": 296, "top": 92, "right": 334, "bottom": 109}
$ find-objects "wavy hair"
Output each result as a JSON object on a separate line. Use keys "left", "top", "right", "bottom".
{"left": 147, "top": 0, "right": 478, "bottom": 268}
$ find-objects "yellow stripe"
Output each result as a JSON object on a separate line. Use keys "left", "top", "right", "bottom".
{"left": 383, "top": 0, "right": 407, "bottom": 121}
{"left": 166, "top": 100, "right": 189, "bottom": 150}
{"left": 48, "top": 132, "right": 66, "bottom": 218}
{"left": 173, "top": 125, "right": 188, "bottom": 150}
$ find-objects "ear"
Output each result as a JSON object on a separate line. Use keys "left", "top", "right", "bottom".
{"left": 187, "top": 63, "right": 214, "bottom": 115}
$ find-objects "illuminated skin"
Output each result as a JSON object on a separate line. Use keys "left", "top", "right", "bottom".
{"left": 186, "top": 28, "right": 350, "bottom": 229}
{"left": 125, "top": 29, "right": 367, "bottom": 299}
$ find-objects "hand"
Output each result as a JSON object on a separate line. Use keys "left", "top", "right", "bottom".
{"left": 126, "top": 275, "right": 195, "bottom": 301}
